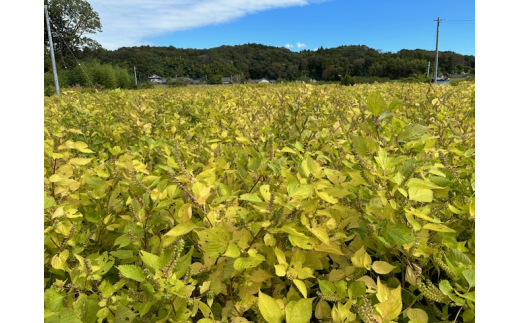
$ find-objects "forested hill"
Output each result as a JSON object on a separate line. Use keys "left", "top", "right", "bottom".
{"left": 76, "top": 43, "right": 475, "bottom": 82}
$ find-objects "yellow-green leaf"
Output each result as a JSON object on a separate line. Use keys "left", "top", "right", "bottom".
{"left": 408, "top": 187, "right": 433, "bottom": 202}
{"left": 258, "top": 291, "right": 283, "bottom": 323}
{"left": 422, "top": 223, "right": 456, "bottom": 233}
{"left": 224, "top": 243, "right": 241, "bottom": 258}
{"left": 371, "top": 261, "right": 396, "bottom": 274}
{"left": 164, "top": 221, "right": 197, "bottom": 237}
{"left": 406, "top": 308, "right": 429, "bottom": 323}
{"left": 290, "top": 184, "right": 314, "bottom": 200}
{"left": 117, "top": 265, "right": 146, "bottom": 282}
{"left": 68, "top": 158, "right": 92, "bottom": 166}
{"left": 73, "top": 141, "right": 94, "bottom": 153}
{"left": 315, "top": 190, "right": 338, "bottom": 204}
{"left": 192, "top": 182, "right": 211, "bottom": 204}
{"left": 351, "top": 246, "right": 372, "bottom": 269}
{"left": 292, "top": 279, "right": 308, "bottom": 298}
{"left": 285, "top": 298, "right": 313, "bottom": 323}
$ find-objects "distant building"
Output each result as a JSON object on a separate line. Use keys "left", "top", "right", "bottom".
{"left": 148, "top": 74, "right": 162, "bottom": 84}
{"left": 431, "top": 75, "right": 450, "bottom": 85}
{"left": 222, "top": 77, "right": 233, "bottom": 84}
{"left": 450, "top": 73, "right": 469, "bottom": 79}
{"left": 248, "top": 78, "right": 275, "bottom": 84}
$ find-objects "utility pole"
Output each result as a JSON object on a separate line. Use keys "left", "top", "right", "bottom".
{"left": 134, "top": 66, "right": 138, "bottom": 88}
{"left": 427, "top": 61, "right": 431, "bottom": 79}
{"left": 434, "top": 17, "right": 441, "bottom": 84}
{"left": 45, "top": 5, "right": 60, "bottom": 95}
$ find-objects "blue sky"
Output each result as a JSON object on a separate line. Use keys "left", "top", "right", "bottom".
{"left": 88, "top": 0, "right": 475, "bottom": 55}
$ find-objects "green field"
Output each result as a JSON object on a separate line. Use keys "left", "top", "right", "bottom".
{"left": 44, "top": 83, "right": 475, "bottom": 323}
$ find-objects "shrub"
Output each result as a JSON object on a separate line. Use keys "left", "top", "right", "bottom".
{"left": 139, "top": 81, "right": 155, "bottom": 89}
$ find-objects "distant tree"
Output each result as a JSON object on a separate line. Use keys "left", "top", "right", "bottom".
{"left": 209, "top": 75, "right": 223, "bottom": 85}
{"left": 340, "top": 74, "right": 355, "bottom": 86}
{"left": 44, "top": 0, "right": 102, "bottom": 67}
{"left": 267, "top": 62, "right": 286, "bottom": 80}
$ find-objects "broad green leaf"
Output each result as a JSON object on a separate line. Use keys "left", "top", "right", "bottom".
{"left": 258, "top": 291, "right": 283, "bottom": 323}
{"left": 398, "top": 124, "right": 428, "bottom": 142}
{"left": 408, "top": 187, "right": 433, "bottom": 203}
{"left": 288, "top": 234, "right": 319, "bottom": 250}
{"left": 224, "top": 243, "right": 241, "bottom": 258}
{"left": 439, "top": 280, "right": 466, "bottom": 305}
{"left": 314, "top": 299, "right": 332, "bottom": 320}
{"left": 110, "top": 250, "right": 134, "bottom": 260}
{"left": 463, "top": 269, "right": 475, "bottom": 286}
{"left": 319, "top": 280, "right": 337, "bottom": 295}
{"left": 173, "top": 247, "right": 194, "bottom": 279}
{"left": 45, "top": 309, "right": 82, "bottom": 323}
{"left": 406, "top": 308, "right": 428, "bottom": 323}
{"left": 234, "top": 253, "right": 265, "bottom": 270}
{"left": 165, "top": 221, "right": 197, "bottom": 237}
{"left": 44, "top": 289, "right": 66, "bottom": 312}
{"left": 73, "top": 294, "right": 99, "bottom": 323}
{"left": 407, "top": 178, "right": 446, "bottom": 190}
{"left": 386, "top": 224, "right": 415, "bottom": 246}
{"left": 239, "top": 193, "right": 263, "bottom": 203}
{"left": 139, "top": 250, "right": 160, "bottom": 271}
{"left": 196, "top": 227, "right": 230, "bottom": 257}
{"left": 115, "top": 307, "right": 136, "bottom": 323}
{"left": 348, "top": 281, "right": 366, "bottom": 298}
{"left": 44, "top": 195, "right": 55, "bottom": 209}
{"left": 289, "top": 184, "right": 314, "bottom": 200}
{"left": 371, "top": 261, "right": 396, "bottom": 274}
{"left": 367, "top": 92, "right": 387, "bottom": 116}
{"left": 285, "top": 298, "right": 313, "bottom": 323}
{"left": 463, "top": 309, "right": 475, "bottom": 322}
{"left": 439, "top": 280, "right": 453, "bottom": 295}
{"left": 117, "top": 265, "right": 146, "bottom": 282}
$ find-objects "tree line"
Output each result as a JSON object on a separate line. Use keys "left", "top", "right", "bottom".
{"left": 46, "top": 44, "right": 474, "bottom": 86}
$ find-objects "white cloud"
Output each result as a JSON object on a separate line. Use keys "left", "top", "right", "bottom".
{"left": 285, "top": 43, "right": 294, "bottom": 48}
{"left": 87, "top": 0, "right": 320, "bottom": 49}
{"left": 297, "top": 42, "right": 306, "bottom": 48}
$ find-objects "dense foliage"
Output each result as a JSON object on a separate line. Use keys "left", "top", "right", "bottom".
{"left": 44, "top": 60, "right": 135, "bottom": 93}
{"left": 44, "top": 82, "right": 475, "bottom": 323}
{"left": 73, "top": 44, "right": 474, "bottom": 82}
